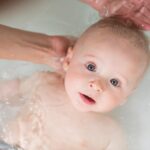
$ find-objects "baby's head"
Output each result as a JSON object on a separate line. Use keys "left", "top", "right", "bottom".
{"left": 63, "top": 16, "right": 150, "bottom": 113}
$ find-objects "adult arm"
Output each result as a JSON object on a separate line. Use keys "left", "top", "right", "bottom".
{"left": 0, "top": 24, "right": 75, "bottom": 69}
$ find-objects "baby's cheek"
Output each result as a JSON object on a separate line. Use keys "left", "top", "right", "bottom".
{"left": 106, "top": 91, "right": 124, "bottom": 107}
{"left": 65, "top": 71, "right": 82, "bottom": 95}
{"left": 66, "top": 69, "right": 82, "bottom": 84}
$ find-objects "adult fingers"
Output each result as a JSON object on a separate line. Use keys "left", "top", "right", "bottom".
{"left": 80, "top": 0, "right": 109, "bottom": 11}
{"left": 95, "top": 0, "right": 128, "bottom": 17}
{"left": 131, "top": 6, "right": 150, "bottom": 26}
{"left": 108, "top": 0, "right": 131, "bottom": 16}
{"left": 130, "top": 13, "right": 150, "bottom": 30}
{"left": 100, "top": 0, "right": 125, "bottom": 17}
{"left": 140, "top": 6, "right": 150, "bottom": 24}
{"left": 98, "top": 0, "right": 137, "bottom": 17}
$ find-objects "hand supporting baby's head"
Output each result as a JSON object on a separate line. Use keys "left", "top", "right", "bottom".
{"left": 62, "top": 16, "right": 149, "bottom": 112}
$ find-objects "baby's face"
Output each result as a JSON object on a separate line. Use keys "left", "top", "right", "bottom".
{"left": 64, "top": 30, "right": 148, "bottom": 112}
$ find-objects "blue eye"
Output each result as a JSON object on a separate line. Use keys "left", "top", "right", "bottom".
{"left": 110, "top": 78, "right": 119, "bottom": 87}
{"left": 86, "top": 63, "right": 96, "bottom": 72}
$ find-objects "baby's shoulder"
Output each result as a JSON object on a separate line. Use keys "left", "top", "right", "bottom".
{"left": 20, "top": 71, "right": 62, "bottom": 93}
{"left": 80, "top": 114, "right": 127, "bottom": 150}
{"left": 92, "top": 114, "right": 127, "bottom": 150}
{"left": 24, "top": 71, "right": 61, "bottom": 83}
{"left": 32, "top": 71, "right": 61, "bottom": 80}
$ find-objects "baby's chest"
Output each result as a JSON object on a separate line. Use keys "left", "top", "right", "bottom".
{"left": 11, "top": 110, "right": 92, "bottom": 149}
{"left": 30, "top": 76, "right": 66, "bottom": 106}
{"left": 28, "top": 93, "right": 107, "bottom": 149}
{"left": 12, "top": 82, "right": 107, "bottom": 149}
{"left": 40, "top": 106, "right": 108, "bottom": 150}
{"left": 3, "top": 102, "right": 107, "bottom": 150}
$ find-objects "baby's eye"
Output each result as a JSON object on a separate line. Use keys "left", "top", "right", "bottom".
{"left": 86, "top": 63, "right": 96, "bottom": 72}
{"left": 110, "top": 78, "right": 120, "bottom": 87}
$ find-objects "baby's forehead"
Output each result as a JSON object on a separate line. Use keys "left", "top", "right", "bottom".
{"left": 80, "top": 27, "right": 149, "bottom": 56}
{"left": 76, "top": 32, "right": 149, "bottom": 69}
{"left": 82, "top": 24, "right": 148, "bottom": 51}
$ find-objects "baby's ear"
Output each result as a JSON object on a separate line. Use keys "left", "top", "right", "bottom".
{"left": 66, "top": 46, "right": 74, "bottom": 59}
{"left": 62, "top": 46, "right": 74, "bottom": 71}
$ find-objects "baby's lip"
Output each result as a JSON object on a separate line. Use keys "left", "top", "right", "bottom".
{"left": 79, "top": 93, "right": 96, "bottom": 105}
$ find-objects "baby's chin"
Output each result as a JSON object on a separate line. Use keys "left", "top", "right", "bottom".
{"left": 73, "top": 106, "right": 114, "bottom": 113}
{"left": 71, "top": 101, "right": 91, "bottom": 112}
{"left": 71, "top": 101, "right": 111, "bottom": 113}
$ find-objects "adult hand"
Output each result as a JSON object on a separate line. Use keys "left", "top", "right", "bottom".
{"left": 0, "top": 25, "right": 76, "bottom": 71}
{"left": 81, "top": 0, "right": 150, "bottom": 30}
{"left": 46, "top": 35, "right": 76, "bottom": 71}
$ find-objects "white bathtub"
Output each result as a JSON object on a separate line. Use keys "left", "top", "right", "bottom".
{"left": 0, "top": 0, "right": 150, "bottom": 149}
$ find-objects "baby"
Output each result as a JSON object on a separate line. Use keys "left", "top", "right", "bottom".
{"left": 0, "top": 16, "right": 149, "bottom": 150}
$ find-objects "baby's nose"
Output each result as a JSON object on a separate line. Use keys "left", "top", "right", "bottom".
{"left": 89, "top": 79, "right": 106, "bottom": 92}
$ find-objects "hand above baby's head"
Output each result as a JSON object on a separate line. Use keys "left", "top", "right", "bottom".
{"left": 81, "top": 0, "right": 150, "bottom": 30}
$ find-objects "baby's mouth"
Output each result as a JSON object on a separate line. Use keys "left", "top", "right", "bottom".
{"left": 79, "top": 93, "right": 96, "bottom": 105}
